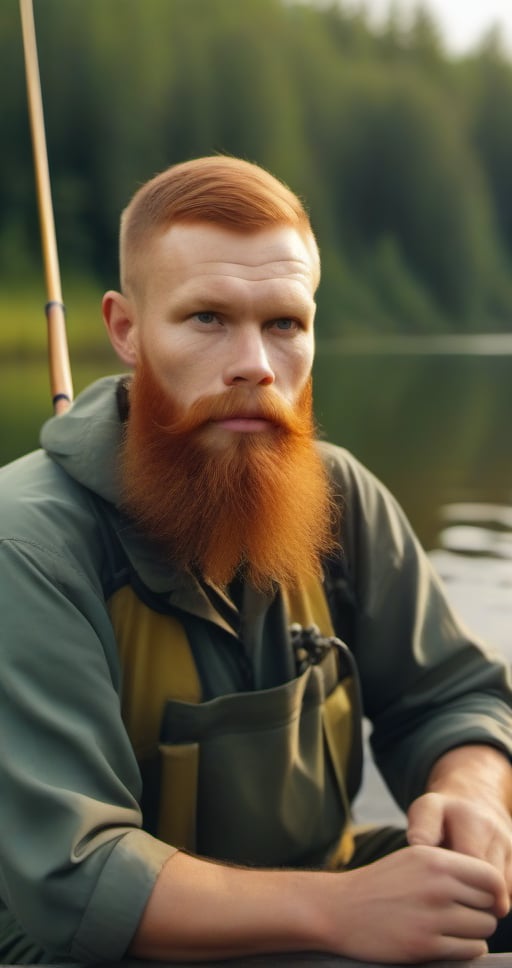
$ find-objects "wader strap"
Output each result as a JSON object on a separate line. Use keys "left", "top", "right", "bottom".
{"left": 322, "top": 678, "right": 357, "bottom": 867}
{"left": 282, "top": 576, "right": 335, "bottom": 637}
{"left": 108, "top": 585, "right": 202, "bottom": 849}
{"left": 108, "top": 585, "right": 201, "bottom": 753}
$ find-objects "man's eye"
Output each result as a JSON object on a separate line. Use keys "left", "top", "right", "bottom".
{"left": 195, "top": 312, "right": 217, "bottom": 324}
{"left": 272, "top": 318, "right": 297, "bottom": 332}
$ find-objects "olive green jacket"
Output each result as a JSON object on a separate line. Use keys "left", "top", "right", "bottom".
{"left": 0, "top": 375, "right": 511, "bottom": 963}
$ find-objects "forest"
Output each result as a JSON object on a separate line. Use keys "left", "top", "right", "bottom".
{"left": 3, "top": 0, "right": 512, "bottom": 336}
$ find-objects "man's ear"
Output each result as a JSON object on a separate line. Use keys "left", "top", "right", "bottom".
{"left": 102, "top": 290, "right": 138, "bottom": 366}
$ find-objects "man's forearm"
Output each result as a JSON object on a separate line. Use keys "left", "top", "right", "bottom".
{"left": 426, "top": 744, "right": 512, "bottom": 811}
{"left": 130, "top": 837, "right": 504, "bottom": 963}
{"left": 129, "top": 850, "right": 329, "bottom": 960}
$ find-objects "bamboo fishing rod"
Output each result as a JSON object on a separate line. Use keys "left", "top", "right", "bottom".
{"left": 19, "top": 0, "right": 73, "bottom": 414}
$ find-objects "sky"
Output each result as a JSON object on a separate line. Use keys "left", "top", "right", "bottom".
{"left": 358, "top": 0, "right": 512, "bottom": 54}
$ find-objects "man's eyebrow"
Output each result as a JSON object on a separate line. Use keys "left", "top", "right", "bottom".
{"left": 174, "top": 288, "right": 314, "bottom": 316}
{"left": 174, "top": 293, "right": 235, "bottom": 313}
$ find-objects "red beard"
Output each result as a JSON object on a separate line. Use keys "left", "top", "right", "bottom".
{"left": 120, "top": 360, "right": 338, "bottom": 592}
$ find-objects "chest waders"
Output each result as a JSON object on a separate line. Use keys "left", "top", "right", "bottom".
{"left": 104, "top": 527, "right": 362, "bottom": 871}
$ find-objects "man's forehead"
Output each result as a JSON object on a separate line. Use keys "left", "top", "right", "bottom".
{"left": 150, "top": 222, "right": 318, "bottom": 286}
{"left": 167, "top": 275, "right": 315, "bottom": 317}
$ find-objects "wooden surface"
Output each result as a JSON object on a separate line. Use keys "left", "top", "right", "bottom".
{"left": 4, "top": 952, "right": 511, "bottom": 966}
{"left": 88, "top": 953, "right": 511, "bottom": 967}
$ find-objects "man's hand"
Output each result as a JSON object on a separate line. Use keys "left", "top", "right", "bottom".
{"left": 331, "top": 844, "right": 504, "bottom": 963}
{"left": 407, "top": 745, "right": 512, "bottom": 897}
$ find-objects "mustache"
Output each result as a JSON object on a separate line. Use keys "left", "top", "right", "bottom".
{"left": 156, "top": 384, "right": 313, "bottom": 438}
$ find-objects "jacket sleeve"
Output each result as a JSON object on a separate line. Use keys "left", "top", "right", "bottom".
{"left": 322, "top": 444, "right": 512, "bottom": 810}
{"left": 0, "top": 536, "right": 175, "bottom": 962}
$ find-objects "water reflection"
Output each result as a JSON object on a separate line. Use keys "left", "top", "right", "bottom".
{"left": 430, "top": 503, "right": 512, "bottom": 655}
{"left": 438, "top": 502, "right": 512, "bottom": 553}
{"left": 314, "top": 340, "right": 512, "bottom": 550}
{"left": 318, "top": 333, "right": 512, "bottom": 356}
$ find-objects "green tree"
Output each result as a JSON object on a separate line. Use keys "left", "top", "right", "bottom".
{"left": 4, "top": 0, "right": 512, "bottom": 335}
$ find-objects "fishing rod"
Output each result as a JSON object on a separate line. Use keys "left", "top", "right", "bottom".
{"left": 19, "top": 0, "right": 73, "bottom": 415}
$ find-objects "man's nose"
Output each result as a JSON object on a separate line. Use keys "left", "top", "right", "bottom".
{"left": 222, "top": 327, "right": 275, "bottom": 387}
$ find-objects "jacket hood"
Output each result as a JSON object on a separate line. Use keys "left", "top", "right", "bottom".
{"left": 40, "top": 375, "right": 127, "bottom": 505}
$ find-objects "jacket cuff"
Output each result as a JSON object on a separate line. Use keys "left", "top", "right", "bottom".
{"left": 72, "top": 830, "right": 176, "bottom": 961}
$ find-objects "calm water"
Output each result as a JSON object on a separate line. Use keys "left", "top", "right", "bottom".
{"left": 314, "top": 336, "right": 512, "bottom": 550}
{"left": 1, "top": 337, "right": 512, "bottom": 822}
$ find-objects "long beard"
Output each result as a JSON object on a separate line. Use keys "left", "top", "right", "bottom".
{"left": 120, "top": 362, "right": 338, "bottom": 592}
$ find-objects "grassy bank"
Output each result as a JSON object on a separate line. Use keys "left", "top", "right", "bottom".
{"left": 1, "top": 276, "right": 115, "bottom": 359}
{"left": 1, "top": 278, "right": 123, "bottom": 465}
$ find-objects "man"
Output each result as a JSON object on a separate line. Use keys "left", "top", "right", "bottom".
{"left": 1, "top": 155, "right": 512, "bottom": 965}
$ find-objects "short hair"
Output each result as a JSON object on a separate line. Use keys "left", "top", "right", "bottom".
{"left": 119, "top": 155, "right": 319, "bottom": 295}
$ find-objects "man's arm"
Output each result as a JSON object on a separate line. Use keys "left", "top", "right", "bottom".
{"left": 322, "top": 446, "right": 512, "bottom": 816}
{"left": 0, "top": 530, "right": 175, "bottom": 962}
{"left": 129, "top": 840, "right": 507, "bottom": 963}
{"left": 408, "top": 744, "right": 512, "bottom": 893}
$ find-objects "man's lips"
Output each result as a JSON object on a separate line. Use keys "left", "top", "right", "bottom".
{"left": 212, "top": 416, "right": 274, "bottom": 433}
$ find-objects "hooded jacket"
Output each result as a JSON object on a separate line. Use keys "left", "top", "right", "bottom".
{"left": 0, "top": 375, "right": 511, "bottom": 963}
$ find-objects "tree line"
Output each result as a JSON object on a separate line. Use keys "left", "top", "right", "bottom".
{"left": 3, "top": 0, "right": 512, "bottom": 335}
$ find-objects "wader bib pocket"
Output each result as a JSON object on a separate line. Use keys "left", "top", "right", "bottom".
{"left": 108, "top": 571, "right": 363, "bottom": 868}
{"left": 156, "top": 641, "right": 361, "bottom": 869}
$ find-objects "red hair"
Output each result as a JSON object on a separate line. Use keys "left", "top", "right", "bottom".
{"left": 119, "top": 155, "right": 319, "bottom": 292}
